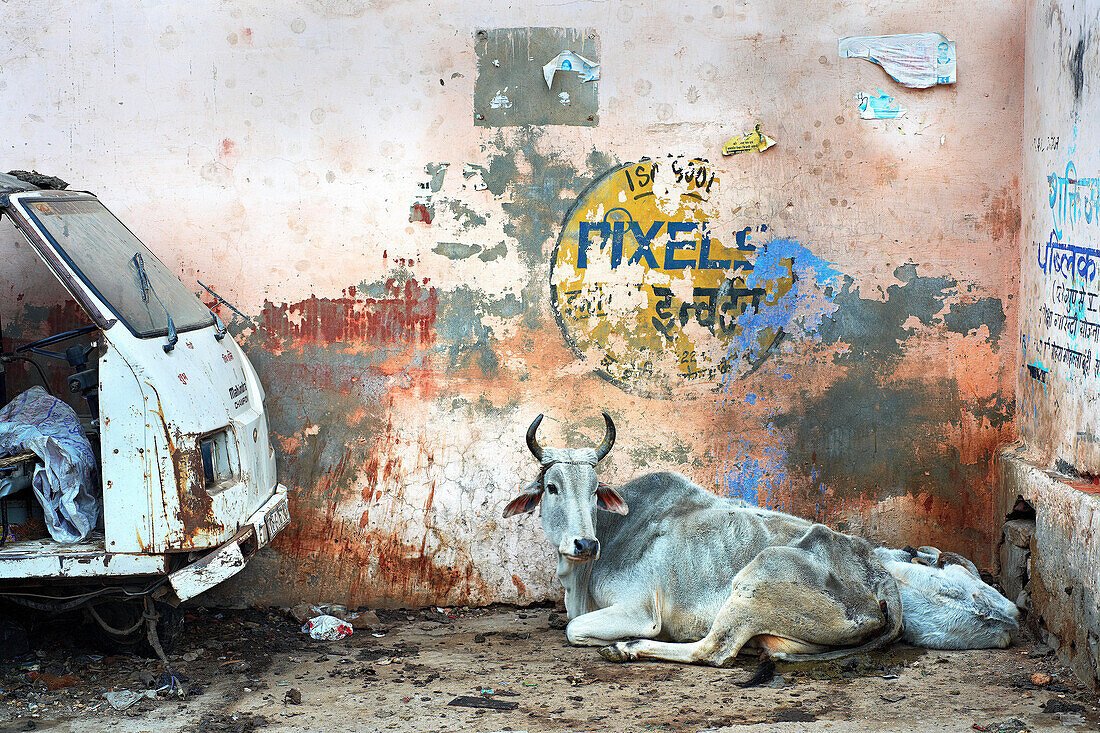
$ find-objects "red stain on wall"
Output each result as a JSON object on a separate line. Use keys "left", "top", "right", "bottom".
{"left": 983, "top": 181, "right": 1022, "bottom": 241}
{"left": 278, "top": 517, "right": 477, "bottom": 608}
{"left": 362, "top": 415, "right": 403, "bottom": 505}
{"left": 259, "top": 279, "right": 437, "bottom": 350}
{"left": 409, "top": 203, "right": 433, "bottom": 224}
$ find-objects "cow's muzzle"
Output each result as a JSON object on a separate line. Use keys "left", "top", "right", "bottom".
{"left": 562, "top": 537, "right": 600, "bottom": 562}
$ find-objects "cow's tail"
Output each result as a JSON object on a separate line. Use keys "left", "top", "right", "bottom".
{"left": 737, "top": 658, "right": 776, "bottom": 688}
{"left": 767, "top": 592, "right": 904, "bottom": 663}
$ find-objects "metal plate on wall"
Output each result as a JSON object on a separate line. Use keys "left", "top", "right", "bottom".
{"left": 474, "top": 27, "right": 599, "bottom": 127}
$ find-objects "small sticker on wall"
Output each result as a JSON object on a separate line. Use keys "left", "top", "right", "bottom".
{"left": 721, "top": 123, "right": 777, "bottom": 156}
{"left": 856, "top": 90, "right": 907, "bottom": 119}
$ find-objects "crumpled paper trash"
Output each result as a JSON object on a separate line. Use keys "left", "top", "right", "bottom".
{"left": 290, "top": 603, "right": 381, "bottom": 631}
{"left": 104, "top": 689, "right": 156, "bottom": 710}
{"left": 301, "top": 614, "right": 353, "bottom": 641}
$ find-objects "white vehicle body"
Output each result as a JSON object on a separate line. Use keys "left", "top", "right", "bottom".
{"left": 0, "top": 182, "right": 287, "bottom": 603}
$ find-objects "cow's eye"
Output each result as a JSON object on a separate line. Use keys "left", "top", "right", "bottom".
{"left": 546, "top": 484, "right": 559, "bottom": 495}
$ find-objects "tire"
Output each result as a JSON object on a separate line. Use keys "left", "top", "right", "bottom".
{"left": 0, "top": 612, "right": 29, "bottom": 659}
{"left": 84, "top": 598, "right": 182, "bottom": 657}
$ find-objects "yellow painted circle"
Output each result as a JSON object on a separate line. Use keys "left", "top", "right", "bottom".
{"left": 550, "top": 159, "right": 792, "bottom": 396}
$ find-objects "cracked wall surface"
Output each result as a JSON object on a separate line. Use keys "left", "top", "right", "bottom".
{"left": 0, "top": 0, "right": 1023, "bottom": 606}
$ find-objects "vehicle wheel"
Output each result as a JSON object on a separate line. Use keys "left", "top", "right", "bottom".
{"left": 84, "top": 598, "right": 182, "bottom": 657}
{"left": 0, "top": 612, "right": 29, "bottom": 659}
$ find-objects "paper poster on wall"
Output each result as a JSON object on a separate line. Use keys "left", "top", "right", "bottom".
{"left": 543, "top": 51, "right": 600, "bottom": 90}
{"left": 721, "top": 123, "right": 777, "bottom": 156}
{"left": 839, "top": 33, "right": 956, "bottom": 88}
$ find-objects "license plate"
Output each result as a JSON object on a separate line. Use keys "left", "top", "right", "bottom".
{"left": 264, "top": 497, "right": 290, "bottom": 539}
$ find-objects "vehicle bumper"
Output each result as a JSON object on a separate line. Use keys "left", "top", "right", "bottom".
{"left": 168, "top": 484, "right": 289, "bottom": 602}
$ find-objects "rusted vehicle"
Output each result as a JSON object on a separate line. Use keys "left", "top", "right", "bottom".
{"left": 0, "top": 172, "right": 288, "bottom": 652}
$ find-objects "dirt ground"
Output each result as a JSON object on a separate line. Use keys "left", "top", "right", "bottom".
{"left": 0, "top": 604, "right": 1096, "bottom": 733}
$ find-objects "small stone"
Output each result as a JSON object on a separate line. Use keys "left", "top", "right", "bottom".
{"left": 1030, "top": 672, "right": 1052, "bottom": 686}
{"left": 322, "top": 604, "right": 348, "bottom": 619}
{"left": 1003, "top": 518, "right": 1035, "bottom": 548}
{"left": 289, "top": 602, "right": 313, "bottom": 625}
{"left": 348, "top": 609, "right": 381, "bottom": 630}
{"left": 284, "top": 688, "right": 302, "bottom": 705}
{"left": 1041, "top": 698, "right": 1085, "bottom": 714}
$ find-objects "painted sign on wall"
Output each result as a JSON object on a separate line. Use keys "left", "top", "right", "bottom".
{"left": 1023, "top": 163, "right": 1100, "bottom": 379}
{"left": 550, "top": 158, "right": 788, "bottom": 395}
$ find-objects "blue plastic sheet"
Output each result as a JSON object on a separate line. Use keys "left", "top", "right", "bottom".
{"left": 0, "top": 387, "right": 99, "bottom": 542}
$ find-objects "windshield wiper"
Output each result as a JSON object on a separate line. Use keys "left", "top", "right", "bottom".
{"left": 131, "top": 253, "right": 178, "bottom": 353}
{"left": 197, "top": 281, "right": 239, "bottom": 341}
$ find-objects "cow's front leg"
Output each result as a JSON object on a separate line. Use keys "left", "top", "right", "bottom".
{"left": 566, "top": 605, "right": 661, "bottom": 647}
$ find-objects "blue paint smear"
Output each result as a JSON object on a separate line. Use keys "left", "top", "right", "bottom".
{"left": 715, "top": 239, "right": 842, "bottom": 510}
{"left": 725, "top": 237, "right": 843, "bottom": 367}
{"left": 720, "top": 447, "right": 763, "bottom": 506}
{"left": 719, "top": 440, "right": 789, "bottom": 510}
{"left": 746, "top": 237, "right": 843, "bottom": 291}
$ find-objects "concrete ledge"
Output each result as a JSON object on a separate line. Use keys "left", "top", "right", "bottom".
{"left": 996, "top": 447, "right": 1100, "bottom": 689}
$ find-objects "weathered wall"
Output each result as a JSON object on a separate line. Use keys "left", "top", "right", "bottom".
{"left": 0, "top": 0, "right": 1022, "bottom": 607}
{"left": 995, "top": 0, "right": 1100, "bottom": 690}
{"left": 1016, "top": 0, "right": 1100, "bottom": 476}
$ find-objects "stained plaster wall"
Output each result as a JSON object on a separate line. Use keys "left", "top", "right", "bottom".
{"left": 0, "top": 0, "right": 1022, "bottom": 607}
{"left": 996, "top": 0, "right": 1100, "bottom": 689}
{"left": 1016, "top": 0, "right": 1100, "bottom": 476}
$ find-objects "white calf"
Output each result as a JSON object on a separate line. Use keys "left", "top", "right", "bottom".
{"left": 874, "top": 547, "right": 1020, "bottom": 649}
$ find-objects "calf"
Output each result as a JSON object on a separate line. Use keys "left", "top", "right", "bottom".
{"left": 875, "top": 547, "right": 1019, "bottom": 649}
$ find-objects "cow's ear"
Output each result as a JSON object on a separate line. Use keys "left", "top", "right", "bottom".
{"left": 503, "top": 487, "right": 542, "bottom": 518}
{"left": 596, "top": 484, "right": 628, "bottom": 515}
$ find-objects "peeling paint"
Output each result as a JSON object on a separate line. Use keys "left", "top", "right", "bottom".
{"left": 258, "top": 279, "right": 438, "bottom": 351}
{"left": 819, "top": 264, "right": 1006, "bottom": 361}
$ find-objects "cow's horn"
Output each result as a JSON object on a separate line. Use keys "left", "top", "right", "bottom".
{"left": 526, "top": 414, "right": 544, "bottom": 461}
{"left": 595, "top": 412, "right": 616, "bottom": 461}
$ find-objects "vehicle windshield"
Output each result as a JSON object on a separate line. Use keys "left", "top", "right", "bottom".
{"left": 23, "top": 197, "right": 213, "bottom": 338}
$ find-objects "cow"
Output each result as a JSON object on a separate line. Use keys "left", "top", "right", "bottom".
{"left": 874, "top": 546, "right": 1019, "bottom": 649}
{"left": 504, "top": 414, "right": 1018, "bottom": 673}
